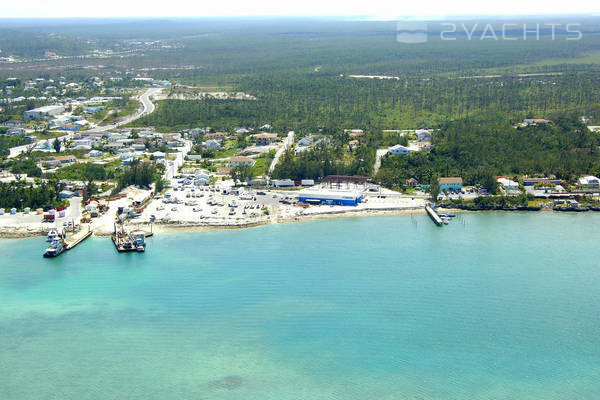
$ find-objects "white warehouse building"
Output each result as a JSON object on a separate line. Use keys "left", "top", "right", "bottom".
{"left": 23, "top": 105, "right": 65, "bottom": 120}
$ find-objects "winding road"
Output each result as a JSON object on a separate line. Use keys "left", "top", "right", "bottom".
{"left": 90, "top": 87, "right": 162, "bottom": 132}
{"left": 8, "top": 88, "right": 162, "bottom": 158}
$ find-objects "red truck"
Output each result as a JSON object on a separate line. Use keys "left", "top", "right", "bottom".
{"left": 43, "top": 214, "right": 55, "bottom": 222}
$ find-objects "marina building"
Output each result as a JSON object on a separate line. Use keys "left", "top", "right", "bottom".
{"left": 298, "top": 187, "right": 364, "bottom": 206}
{"left": 439, "top": 177, "right": 463, "bottom": 191}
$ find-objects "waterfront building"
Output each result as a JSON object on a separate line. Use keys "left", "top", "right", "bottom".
{"left": 439, "top": 177, "right": 463, "bottom": 191}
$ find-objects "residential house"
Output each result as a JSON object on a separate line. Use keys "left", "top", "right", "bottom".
{"left": 106, "top": 142, "right": 125, "bottom": 150}
{"left": 497, "top": 177, "right": 519, "bottom": 191}
{"left": 206, "top": 132, "right": 226, "bottom": 140}
{"left": 347, "top": 130, "right": 364, "bottom": 139}
{"left": 108, "top": 134, "right": 128, "bottom": 142}
{"left": 88, "top": 150, "right": 103, "bottom": 158}
{"left": 85, "top": 106, "right": 104, "bottom": 113}
{"left": 45, "top": 155, "right": 77, "bottom": 168}
{"left": 314, "top": 137, "right": 331, "bottom": 146}
{"left": 252, "top": 133, "right": 278, "bottom": 146}
{"left": 188, "top": 128, "right": 205, "bottom": 138}
{"left": 523, "top": 118, "right": 551, "bottom": 126}
{"left": 204, "top": 139, "right": 222, "bottom": 150}
{"left": 295, "top": 146, "right": 313, "bottom": 155}
{"left": 405, "top": 178, "right": 418, "bottom": 187}
{"left": 216, "top": 167, "right": 232, "bottom": 176}
{"left": 72, "top": 139, "right": 92, "bottom": 147}
{"left": 298, "top": 136, "right": 314, "bottom": 146}
{"left": 131, "top": 143, "right": 146, "bottom": 151}
{"left": 348, "top": 139, "right": 359, "bottom": 150}
{"left": 416, "top": 129, "right": 433, "bottom": 142}
{"left": 0, "top": 120, "right": 24, "bottom": 127}
{"left": 578, "top": 176, "right": 600, "bottom": 188}
{"left": 228, "top": 156, "right": 256, "bottom": 168}
{"left": 389, "top": 144, "right": 412, "bottom": 155}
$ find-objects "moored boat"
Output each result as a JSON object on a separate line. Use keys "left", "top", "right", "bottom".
{"left": 131, "top": 231, "right": 146, "bottom": 252}
{"left": 46, "top": 229, "right": 60, "bottom": 242}
{"left": 43, "top": 239, "right": 64, "bottom": 258}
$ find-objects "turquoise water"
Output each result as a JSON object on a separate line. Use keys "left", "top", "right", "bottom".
{"left": 1, "top": 212, "right": 600, "bottom": 399}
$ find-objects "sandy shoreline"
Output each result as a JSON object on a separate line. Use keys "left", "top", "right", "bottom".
{"left": 0, "top": 206, "right": 428, "bottom": 238}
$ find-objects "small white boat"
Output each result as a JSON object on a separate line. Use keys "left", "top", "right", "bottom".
{"left": 47, "top": 229, "right": 59, "bottom": 242}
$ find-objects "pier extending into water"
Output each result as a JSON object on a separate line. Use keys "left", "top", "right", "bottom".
{"left": 425, "top": 204, "right": 443, "bottom": 226}
{"left": 64, "top": 229, "right": 93, "bottom": 250}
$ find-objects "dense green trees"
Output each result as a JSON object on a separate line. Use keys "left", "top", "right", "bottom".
{"left": 113, "top": 161, "right": 164, "bottom": 193}
{"left": 48, "top": 163, "right": 110, "bottom": 181}
{"left": 376, "top": 113, "right": 600, "bottom": 189}
{"left": 134, "top": 71, "right": 600, "bottom": 136}
{"left": 271, "top": 143, "right": 375, "bottom": 180}
{"left": 0, "top": 135, "right": 27, "bottom": 157}
{"left": 230, "top": 166, "right": 254, "bottom": 184}
{"left": 0, "top": 181, "right": 63, "bottom": 210}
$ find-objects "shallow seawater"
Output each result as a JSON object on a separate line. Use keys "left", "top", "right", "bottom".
{"left": 1, "top": 212, "right": 600, "bottom": 399}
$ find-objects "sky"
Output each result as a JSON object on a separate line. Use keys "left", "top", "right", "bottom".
{"left": 2, "top": 0, "right": 599, "bottom": 18}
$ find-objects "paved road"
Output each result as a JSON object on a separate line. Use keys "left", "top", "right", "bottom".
{"left": 8, "top": 88, "right": 163, "bottom": 159}
{"left": 90, "top": 87, "right": 162, "bottom": 132}
{"left": 268, "top": 131, "right": 295, "bottom": 175}
{"left": 373, "top": 148, "right": 391, "bottom": 176}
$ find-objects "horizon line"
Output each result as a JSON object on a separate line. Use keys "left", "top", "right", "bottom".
{"left": 0, "top": 13, "right": 599, "bottom": 20}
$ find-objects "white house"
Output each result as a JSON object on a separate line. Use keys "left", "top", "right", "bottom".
{"left": 88, "top": 150, "right": 103, "bottom": 157}
{"left": 497, "top": 177, "right": 519, "bottom": 191}
{"left": 131, "top": 143, "right": 146, "bottom": 151}
{"left": 298, "top": 136, "right": 314, "bottom": 146}
{"left": 204, "top": 139, "right": 221, "bottom": 150}
{"left": 416, "top": 129, "right": 433, "bottom": 142}
{"left": 389, "top": 145, "right": 412, "bottom": 155}
{"left": 578, "top": 175, "right": 600, "bottom": 188}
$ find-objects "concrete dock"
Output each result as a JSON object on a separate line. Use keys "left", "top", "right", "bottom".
{"left": 64, "top": 229, "right": 93, "bottom": 250}
{"left": 425, "top": 204, "right": 443, "bottom": 226}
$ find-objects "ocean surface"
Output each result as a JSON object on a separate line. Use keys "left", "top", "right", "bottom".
{"left": 1, "top": 212, "right": 600, "bottom": 400}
